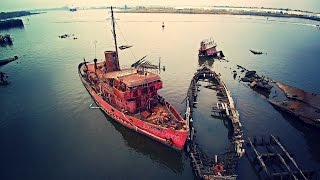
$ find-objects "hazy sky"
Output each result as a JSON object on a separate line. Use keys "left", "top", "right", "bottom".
{"left": 1, "top": 0, "right": 320, "bottom": 12}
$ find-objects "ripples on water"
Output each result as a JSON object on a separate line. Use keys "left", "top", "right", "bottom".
{"left": 0, "top": 10, "right": 320, "bottom": 179}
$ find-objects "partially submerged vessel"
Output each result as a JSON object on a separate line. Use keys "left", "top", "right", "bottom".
{"left": 186, "top": 66, "right": 244, "bottom": 179}
{"left": 0, "top": 56, "right": 18, "bottom": 66}
{"left": 269, "top": 100, "right": 320, "bottom": 128}
{"left": 198, "top": 38, "right": 225, "bottom": 59}
{"left": 269, "top": 82, "right": 320, "bottom": 128}
{"left": 78, "top": 7, "right": 189, "bottom": 150}
{"left": 249, "top": 49, "right": 263, "bottom": 55}
{"left": 240, "top": 69, "right": 273, "bottom": 93}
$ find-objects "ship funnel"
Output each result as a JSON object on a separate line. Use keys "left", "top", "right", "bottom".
{"left": 104, "top": 51, "right": 120, "bottom": 72}
{"left": 94, "top": 58, "right": 97, "bottom": 73}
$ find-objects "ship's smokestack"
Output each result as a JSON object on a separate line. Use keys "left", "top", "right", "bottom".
{"left": 94, "top": 58, "right": 97, "bottom": 73}
{"left": 104, "top": 51, "right": 120, "bottom": 72}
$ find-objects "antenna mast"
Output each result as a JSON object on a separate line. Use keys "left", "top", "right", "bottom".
{"left": 110, "top": 6, "right": 120, "bottom": 69}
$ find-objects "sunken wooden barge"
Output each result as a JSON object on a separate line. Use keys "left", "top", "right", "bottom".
{"left": 185, "top": 66, "right": 244, "bottom": 179}
{"left": 269, "top": 82, "right": 320, "bottom": 128}
{"left": 246, "top": 135, "right": 317, "bottom": 180}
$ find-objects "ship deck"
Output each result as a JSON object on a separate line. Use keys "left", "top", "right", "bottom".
{"left": 136, "top": 104, "right": 185, "bottom": 130}
{"left": 83, "top": 63, "right": 186, "bottom": 131}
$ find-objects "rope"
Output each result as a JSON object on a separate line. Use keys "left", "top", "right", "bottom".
{"left": 115, "top": 21, "right": 137, "bottom": 62}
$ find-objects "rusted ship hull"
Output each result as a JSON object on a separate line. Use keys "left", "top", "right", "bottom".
{"left": 269, "top": 100, "right": 320, "bottom": 128}
{"left": 78, "top": 62, "right": 189, "bottom": 150}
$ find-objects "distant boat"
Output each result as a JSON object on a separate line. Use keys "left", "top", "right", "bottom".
{"left": 162, "top": 22, "right": 165, "bottom": 28}
{"left": 69, "top": 6, "right": 77, "bottom": 12}
{"left": 249, "top": 49, "right": 263, "bottom": 55}
{"left": 119, "top": 45, "right": 132, "bottom": 50}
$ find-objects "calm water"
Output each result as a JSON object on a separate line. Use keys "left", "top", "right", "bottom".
{"left": 1, "top": 10, "right": 320, "bottom": 179}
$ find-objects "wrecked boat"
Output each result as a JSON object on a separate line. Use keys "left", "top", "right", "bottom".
{"left": 78, "top": 7, "right": 189, "bottom": 150}
{"left": 249, "top": 49, "right": 263, "bottom": 55}
{"left": 0, "top": 56, "right": 18, "bottom": 66}
{"left": 185, "top": 66, "right": 244, "bottom": 179}
{"left": 240, "top": 69, "right": 273, "bottom": 93}
{"left": 269, "top": 82, "right": 320, "bottom": 128}
{"left": 269, "top": 100, "right": 320, "bottom": 128}
{"left": 198, "top": 38, "right": 225, "bottom": 59}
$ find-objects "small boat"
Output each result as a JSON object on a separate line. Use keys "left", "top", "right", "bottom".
{"left": 119, "top": 45, "right": 132, "bottom": 50}
{"left": 249, "top": 49, "right": 263, "bottom": 55}
{"left": 69, "top": 5, "right": 77, "bottom": 12}
{"left": 78, "top": 7, "right": 189, "bottom": 150}
{"left": 0, "top": 56, "right": 18, "bottom": 66}
{"left": 198, "top": 38, "right": 225, "bottom": 59}
{"left": 162, "top": 22, "right": 165, "bottom": 28}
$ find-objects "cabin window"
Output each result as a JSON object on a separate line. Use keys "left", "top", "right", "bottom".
{"left": 142, "top": 87, "right": 147, "bottom": 94}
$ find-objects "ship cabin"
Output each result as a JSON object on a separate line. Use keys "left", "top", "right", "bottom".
{"left": 84, "top": 50, "right": 186, "bottom": 130}
{"left": 102, "top": 68, "right": 163, "bottom": 114}
{"left": 199, "top": 39, "right": 218, "bottom": 57}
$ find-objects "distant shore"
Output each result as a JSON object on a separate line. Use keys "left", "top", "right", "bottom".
{"left": 117, "top": 7, "right": 320, "bottom": 23}
{"left": 0, "top": 11, "right": 42, "bottom": 20}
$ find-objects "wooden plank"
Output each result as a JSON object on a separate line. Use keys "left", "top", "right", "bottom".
{"left": 270, "top": 135, "right": 308, "bottom": 180}
{"left": 248, "top": 138, "right": 270, "bottom": 177}
{"left": 276, "top": 153, "right": 298, "bottom": 180}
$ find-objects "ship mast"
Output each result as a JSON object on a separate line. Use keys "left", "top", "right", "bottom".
{"left": 110, "top": 6, "right": 120, "bottom": 69}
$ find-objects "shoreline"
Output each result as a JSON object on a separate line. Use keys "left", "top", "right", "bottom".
{"left": 0, "top": 11, "right": 43, "bottom": 20}
{"left": 117, "top": 7, "right": 320, "bottom": 23}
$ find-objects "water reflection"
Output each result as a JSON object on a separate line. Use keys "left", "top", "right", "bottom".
{"left": 192, "top": 80, "right": 232, "bottom": 154}
{"left": 198, "top": 57, "right": 214, "bottom": 67}
{"left": 102, "top": 114, "right": 184, "bottom": 173}
{"left": 273, "top": 110, "right": 320, "bottom": 162}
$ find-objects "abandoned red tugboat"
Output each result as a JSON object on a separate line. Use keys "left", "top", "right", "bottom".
{"left": 78, "top": 7, "right": 189, "bottom": 150}
{"left": 198, "top": 38, "right": 224, "bottom": 59}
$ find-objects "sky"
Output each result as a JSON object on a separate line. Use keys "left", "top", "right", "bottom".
{"left": 1, "top": 0, "right": 320, "bottom": 13}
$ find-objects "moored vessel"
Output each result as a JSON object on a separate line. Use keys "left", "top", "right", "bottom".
{"left": 78, "top": 7, "right": 189, "bottom": 150}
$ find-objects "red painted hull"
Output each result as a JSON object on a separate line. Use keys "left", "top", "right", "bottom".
{"left": 78, "top": 63, "right": 189, "bottom": 150}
